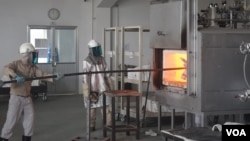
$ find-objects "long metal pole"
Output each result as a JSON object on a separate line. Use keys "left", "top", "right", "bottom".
{"left": 1, "top": 67, "right": 185, "bottom": 86}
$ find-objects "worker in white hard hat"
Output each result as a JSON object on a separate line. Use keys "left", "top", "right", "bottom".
{"left": 0, "top": 43, "right": 63, "bottom": 141}
{"left": 82, "top": 39, "right": 112, "bottom": 131}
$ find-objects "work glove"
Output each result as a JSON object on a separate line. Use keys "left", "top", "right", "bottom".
{"left": 54, "top": 72, "right": 64, "bottom": 81}
{"left": 0, "top": 80, "right": 4, "bottom": 87}
{"left": 14, "top": 75, "right": 25, "bottom": 83}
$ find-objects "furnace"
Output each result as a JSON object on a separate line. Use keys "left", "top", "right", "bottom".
{"left": 151, "top": 0, "right": 250, "bottom": 129}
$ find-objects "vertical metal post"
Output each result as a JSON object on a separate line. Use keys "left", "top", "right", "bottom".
{"left": 114, "top": 27, "right": 120, "bottom": 114}
{"left": 103, "top": 93, "right": 107, "bottom": 137}
{"left": 51, "top": 27, "right": 56, "bottom": 93}
{"left": 111, "top": 97, "right": 116, "bottom": 141}
{"left": 120, "top": 27, "right": 124, "bottom": 111}
{"left": 230, "top": 10, "right": 233, "bottom": 28}
{"left": 103, "top": 28, "right": 106, "bottom": 59}
{"left": 51, "top": 26, "right": 56, "bottom": 71}
{"left": 138, "top": 26, "right": 142, "bottom": 94}
{"left": 142, "top": 71, "right": 151, "bottom": 126}
{"left": 187, "top": 0, "right": 198, "bottom": 97}
{"left": 136, "top": 96, "right": 140, "bottom": 139}
{"left": 120, "top": 27, "right": 124, "bottom": 90}
{"left": 158, "top": 103, "right": 162, "bottom": 132}
{"left": 126, "top": 96, "right": 130, "bottom": 136}
{"left": 171, "top": 109, "right": 175, "bottom": 129}
{"left": 184, "top": 111, "right": 189, "bottom": 129}
{"left": 86, "top": 74, "right": 91, "bottom": 141}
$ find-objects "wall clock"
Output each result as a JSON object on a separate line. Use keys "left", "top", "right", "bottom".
{"left": 48, "top": 8, "right": 60, "bottom": 20}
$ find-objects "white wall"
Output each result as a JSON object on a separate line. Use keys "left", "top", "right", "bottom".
{"left": 0, "top": 0, "right": 153, "bottom": 93}
{"left": 112, "top": 0, "right": 152, "bottom": 66}
{"left": 0, "top": 0, "right": 90, "bottom": 74}
{"left": 0, "top": 0, "right": 111, "bottom": 93}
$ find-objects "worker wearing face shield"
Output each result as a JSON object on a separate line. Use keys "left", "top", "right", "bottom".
{"left": 82, "top": 40, "right": 112, "bottom": 131}
{"left": 0, "top": 43, "right": 63, "bottom": 141}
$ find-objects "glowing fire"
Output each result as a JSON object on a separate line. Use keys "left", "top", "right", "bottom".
{"left": 162, "top": 50, "right": 187, "bottom": 88}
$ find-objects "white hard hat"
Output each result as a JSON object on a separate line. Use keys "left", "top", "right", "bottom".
{"left": 88, "top": 40, "right": 100, "bottom": 48}
{"left": 19, "top": 43, "right": 35, "bottom": 54}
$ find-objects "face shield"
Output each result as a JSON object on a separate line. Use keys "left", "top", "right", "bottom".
{"left": 32, "top": 50, "right": 38, "bottom": 64}
{"left": 90, "top": 46, "right": 102, "bottom": 57}
{"left": 21, "top": 50, "right": 38, "bottom": 64}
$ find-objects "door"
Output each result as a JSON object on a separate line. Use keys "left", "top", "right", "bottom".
{"left": 150, "top": 1, "right": 186, "bottom": 49}
{"left": 28, "top": 25, "right": 78, "bottom": 95}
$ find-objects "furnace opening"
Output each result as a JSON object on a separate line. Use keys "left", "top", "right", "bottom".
{"left": 162, "top": 50, "right": 187, "bottom": 88}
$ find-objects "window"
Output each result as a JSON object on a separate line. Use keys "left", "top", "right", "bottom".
{"left": 30, "top": 29, "right": 50, "bottom": 63}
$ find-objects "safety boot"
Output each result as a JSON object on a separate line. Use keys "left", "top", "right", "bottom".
{"left": 22, "top": 135, "right": 31, "bottom": 141}
{"left": 0, "top": 137, "right": 8, "bottom": 141}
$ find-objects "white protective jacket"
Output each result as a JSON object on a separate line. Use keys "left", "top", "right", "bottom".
{"left": 82, "top": 55, "right": 112, "bottom": 108}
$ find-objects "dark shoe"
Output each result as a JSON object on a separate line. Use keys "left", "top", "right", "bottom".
{"left": 0, "top": 137, "right": 8, "bottom": 141}
{"left": 22, "top": 135, "right": 31, "bottom": 141}
{"left": 90, "top": 127, "right": 95, "bottom": 131}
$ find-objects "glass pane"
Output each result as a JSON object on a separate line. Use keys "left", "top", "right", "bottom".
{"left": 55, "top": 29, "right": 76, "bottom": 63}
{"left": 30, "top": 29, "right": 51, "bottom": 63}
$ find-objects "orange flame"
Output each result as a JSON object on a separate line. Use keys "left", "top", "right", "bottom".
{"left": 163, "top": 51, "right": 187, "bottom": 88}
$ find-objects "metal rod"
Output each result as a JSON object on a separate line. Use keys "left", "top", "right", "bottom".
{"left": 3, "top": 75, "right": 57, "bottom": 84}
{"left": 142, "top": 71, "right": 151, "bottom": 127}
{"left": 64, "top": 67, "right": 185, "bottom": 76}
{"left": 1, "top": 67, "right": 185, "bottom": 86}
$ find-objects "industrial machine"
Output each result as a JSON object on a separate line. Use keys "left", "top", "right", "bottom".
{"left": 151, "top": 0, "right": 250, "bottom": 129}
{"left": 198, "top": 0, "right": 250, "bottom": 28}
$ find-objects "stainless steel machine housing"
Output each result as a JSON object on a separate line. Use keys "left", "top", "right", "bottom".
{"left": 152, "top": 0, "right": 250, "bottom": 127}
